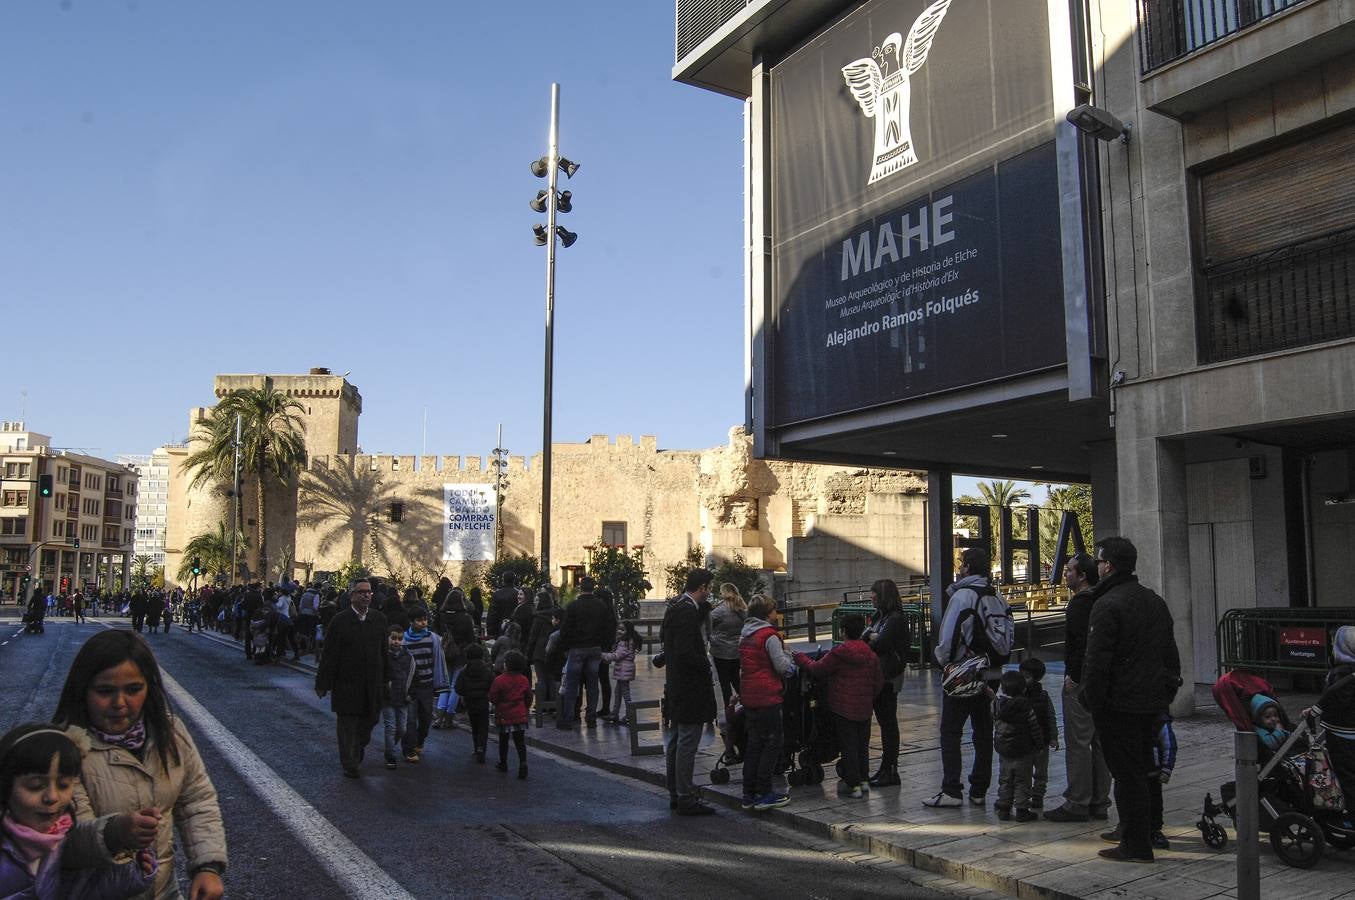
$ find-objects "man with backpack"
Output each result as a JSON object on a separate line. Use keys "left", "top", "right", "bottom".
{"left": 924, "top": 547, "right": 1014, "bottom": 809}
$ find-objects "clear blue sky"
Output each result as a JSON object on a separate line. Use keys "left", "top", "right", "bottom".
{"left": 1, "top": 1, "right": 747, "bottom": 459}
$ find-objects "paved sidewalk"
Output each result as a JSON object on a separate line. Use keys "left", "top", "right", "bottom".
{"left": 188, "top": 627, "right": 1355, "bottom": 899}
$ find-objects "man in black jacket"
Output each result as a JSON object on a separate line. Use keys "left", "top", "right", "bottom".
{"left": 1046, "top": 553, "right": 1111, "bottom": 823}
{"left": 315, "top": 580, "right": 389, "bottom": 778}
{"left": 1080, "top": 537, "right": 1181, "bottom": 862}
{"left": 661, "top": 568, "right": 717, "bottom": 815}
{"left": 556, "top": 577, "right": 617, "bottom": 729}
{"left": 488, "top": 573, "right": 520, "bottom": 639}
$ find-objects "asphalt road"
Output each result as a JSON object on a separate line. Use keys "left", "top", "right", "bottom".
{"left": 0, "top": 616, "right": 963, "bottom": 899}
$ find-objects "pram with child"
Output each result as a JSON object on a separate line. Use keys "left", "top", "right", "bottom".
{"left": 1197, "top": 669, "right": 1354, "bottom": 868}
{"left": 710, "top": 696, "right": 745, "bottom": 784}
{"left": 783, "top": 645, "right": 839, "bottom": 786}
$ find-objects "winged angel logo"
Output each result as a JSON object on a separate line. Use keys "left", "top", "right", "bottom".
{"left": 842, "top": 0, "right": 953, "bottom": 185}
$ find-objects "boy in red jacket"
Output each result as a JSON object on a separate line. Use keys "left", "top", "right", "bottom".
{"left": 488, "top": 650, "right": 533, "bottom": 778}
{"left": 795, "top": 614, "right": 884, "bottom": 799}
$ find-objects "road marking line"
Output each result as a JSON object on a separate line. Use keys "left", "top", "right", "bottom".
{"left": 160, "top": 672, "right": 415, "bottom": 900}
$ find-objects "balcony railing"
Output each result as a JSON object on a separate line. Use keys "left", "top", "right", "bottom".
{"left": 1138, "top": 0, "right": 1309, "bottom": 73}
{"left": 1199, "top": 226, "right": 1355, "bottom": 364}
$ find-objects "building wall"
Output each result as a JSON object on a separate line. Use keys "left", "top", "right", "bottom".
{"left": 1092, "top": 1, "right": 1355, "bottom": 702}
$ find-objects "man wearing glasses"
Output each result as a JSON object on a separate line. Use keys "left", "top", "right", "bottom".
{"left": 1079, "top": 537, "right": 1181, "bottom": 863}
{"left": 316, "top": 579, "right": 389, "bottom": 778}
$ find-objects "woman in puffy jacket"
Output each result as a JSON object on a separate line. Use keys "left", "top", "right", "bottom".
{"left": 708, "top": 583, "right": 747, "bottom": 707}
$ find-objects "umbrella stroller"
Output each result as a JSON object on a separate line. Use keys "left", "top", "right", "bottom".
{"left": 1198, "top": 669, "right": 1355, "bottom": 868}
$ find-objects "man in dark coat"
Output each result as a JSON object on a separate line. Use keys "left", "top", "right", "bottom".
{"left": 660, "top": 567, "right": 717, "bottom": 815}
{"left": 315, "top": 579, "right": 389, "bottom": 778}
{"left": 1080, "top": 537, "right": 1181, "bottom": 863}
{"left": 129, "top": 591, "right": 147, "bottom": 633}
{"left": 556, "top": 577, "right": 618, "bottom": 729}
{"left": 487, "top": 573, "right": 519, "bottom": 639}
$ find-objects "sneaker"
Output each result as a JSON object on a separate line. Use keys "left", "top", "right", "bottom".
{"left": 403, "top": 754, "right": 419, "bottom": 764}
{"left": 858, "top": 781, "right": 871, "bottom": 795}
{"left": 968, "top": 794, "right": 986, "bottom": 807}
{"left": 1151, "top": 831, "right": 1170, "bottom": 851}
{"left": 384, "top": 760, "right": 397, "bottom": 770}
{"left": 836, "top": 781, "right": 863, "bottom": 799}
{"left": 1015, "top": 809, "right": 1038, "bottom": 822}
{"left": 922, "top": 791, "right": 963, "bottom": 809}
{"left": 754, "top": 792, "right": 790, "bottom": 811}
{"left": 741, "top": 795, "right": 757, "bottom": 811}
{"left": 996, "top": 806, "right": 1012, "bottom": 821}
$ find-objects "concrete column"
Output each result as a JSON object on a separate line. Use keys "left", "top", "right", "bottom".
{"left": 120, "top": 554, "right": 130, "bottom": 593}
{"left": 104, "top": 554, "right": 114, "bottom": 593}
{"left": 927, "top": 469, "right": 954, "bottom": 658}
{"left": 1116, "top": 424, "right": 1195, "bottom": 715}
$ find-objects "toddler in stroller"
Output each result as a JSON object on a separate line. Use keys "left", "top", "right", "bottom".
{"left": 1198, "top": 668, "right": 1354, "bottom": 868}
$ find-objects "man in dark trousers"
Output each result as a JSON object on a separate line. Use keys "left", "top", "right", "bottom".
{"left": 488, "top": 573, "right": 519, "bottom": 639}
{"left": 661, "top": 567, "right": 717, "bottom": 815}
{"left": 1080, "top": 537, "right": 1181, "bottom": 863}
{"left": 556, "top": 577, "right": 617, "bottom": 729}
{"left": 129, "top": 590, "right": 147, "bottom": 633}
{"left": 1046, "top": 552, "right": 1112, "bottom": 822}
{"left": 315, "top": 579, "right": 389, "bottom": 778}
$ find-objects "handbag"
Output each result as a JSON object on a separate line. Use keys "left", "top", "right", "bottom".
{"left": 1306, "top": 727, "right": 1347, "bottom": 812}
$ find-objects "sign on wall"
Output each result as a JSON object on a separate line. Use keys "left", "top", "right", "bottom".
{"left": 768, "top": 0, "right": 1068, "bottom": 426}
{"left": 443, "top": 484, "right": 496, "bottom": 562}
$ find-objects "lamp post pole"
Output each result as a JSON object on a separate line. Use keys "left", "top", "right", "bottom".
{"left": 540, "top": 82, "right": 560, "bottom": 585}
{"left": 230, "top": 412, "right": 241, "bottom": 586}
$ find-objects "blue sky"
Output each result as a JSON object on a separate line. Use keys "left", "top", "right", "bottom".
{"left": 1, "top": 1, "right": 746, "bottom": 459}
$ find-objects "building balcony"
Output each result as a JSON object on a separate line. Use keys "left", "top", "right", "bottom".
{"left": 1138, "top": 0, "right": 1355, "bottom": 118}
{"left": 1198, "top": 226, "right": 1355, "bottom": 364}
{"left": 105, "top": 487, "right": 122, "bottom": 498}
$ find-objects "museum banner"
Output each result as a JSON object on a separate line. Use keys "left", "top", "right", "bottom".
{"left": 768, "top": 0, "right": 1069, "bottom": 425}
{"left": 443, "top": 483, "right": 496, "bottom": 561}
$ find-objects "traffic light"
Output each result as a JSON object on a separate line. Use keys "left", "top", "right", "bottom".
{"left": 38, "top": 473, "right": 53, "bottom": 498}
{"left": 72, "top": 538, "right": 80, "bottom": 549}
{"left": 191, "top": 557, "right": 202, "bottom": 576}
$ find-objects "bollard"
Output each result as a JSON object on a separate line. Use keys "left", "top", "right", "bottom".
{"left": 1235, "top": 730, "right": 1259, "bottom": 900}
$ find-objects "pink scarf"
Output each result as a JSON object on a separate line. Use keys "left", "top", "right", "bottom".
{"left": 1, "top": 813, "right": 73, "bottom": 863}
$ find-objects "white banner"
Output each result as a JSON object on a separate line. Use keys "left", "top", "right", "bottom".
{"left": 442, "top": 483, "right": 496, "bottom": 561}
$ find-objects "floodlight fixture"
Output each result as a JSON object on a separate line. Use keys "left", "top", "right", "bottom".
{"left": 1066, "top": 104, "right": 1130, "bottom": 143}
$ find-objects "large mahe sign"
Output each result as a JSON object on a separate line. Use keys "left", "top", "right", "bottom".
{"left": 769, "top": 0, "right": 1068, "bottom": 426}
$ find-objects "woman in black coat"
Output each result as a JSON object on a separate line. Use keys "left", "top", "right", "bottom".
{"left": 865, "top": 578, "right": 911, "bottom": 787}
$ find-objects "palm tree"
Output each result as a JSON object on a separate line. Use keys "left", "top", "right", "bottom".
{"left": 132, "top": 554, "right": 154, "bottom": 589}
{"left": 177, "top": 521, "right": 248, "bottom": 583}
{"left": 976, "top": 480, "right": 1032, "bottom": 510}
{"left": 184, "top": 384, "right": 306, "bottom": 582}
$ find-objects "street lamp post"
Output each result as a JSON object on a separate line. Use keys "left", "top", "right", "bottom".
{"left": 529, "top": 82, "right": 579, "bottom": 586}
{"left": 230, "top": 413, "right": 241, "bottom": 586}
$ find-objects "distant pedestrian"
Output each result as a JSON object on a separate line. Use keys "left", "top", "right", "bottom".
{"left": 601, "top": 622, "right": 641, "bottom": 723}
{"left": 1080, "top": 536, "right": 1182, "bottom": 863}
{"left": 661, "top": 568, "right": 718, "bottom": 815}
{"left": 1018, "top": 657, "right": 1058, "bottom": 810}
{"left": 458, "top": 644, "right": 495, "bottom": 763}
{"left": 708, "top": 583, "right": 747, "bottom": 708}
{"left": 488, "top": 573, "right": 519, "bottom": 640}
{"left": 488, "top": 650, "right": 532, "bottom": 778}
{"left": 1045, "top": 553, "right": 1111, "bottom": 823}
{"left": 865, "top": 578, "right": 910, "bottom": 788}
{"left": 992, "top": 671, "right": 1043, "bottom": 822}
{"left": 381, "top": 624, "right": 414, "bottom": 770}
{"left": 315, "top": 580, "right": 389, "bottom": 778}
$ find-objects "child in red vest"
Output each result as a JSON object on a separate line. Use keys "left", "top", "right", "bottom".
{"left": 739, "top": 594, "right": 797, "bottom": 811}
{"left": 795, "top": 614, "right": 884, "bottom": 799}
{"left": 488, "top": 650, "right": 533, "bottom": 778}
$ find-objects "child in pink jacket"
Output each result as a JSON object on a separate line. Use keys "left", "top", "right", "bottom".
{"left": 601, "top": 623, "right": 642, "bottom": 724}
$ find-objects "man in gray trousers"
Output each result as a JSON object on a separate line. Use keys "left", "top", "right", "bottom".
{"left": 661, "top": 567, "right": 718, "bottom": 815}
{"left": 1045, "top": 553, "right": 1111, "bottom": 822}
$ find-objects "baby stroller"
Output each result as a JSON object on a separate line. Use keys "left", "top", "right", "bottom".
{"left": 783, "top": 647, "right": 839, "bottom": 786}
{"left": 710, "top": 696, "right": 746, "bottom": 785}
{"left": 1198, "top": 670, "right": 1355, "bottom": 868}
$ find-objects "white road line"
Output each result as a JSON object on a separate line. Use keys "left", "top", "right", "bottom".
{"left": 159, "top": 672, "right": 415, "bottom": 900}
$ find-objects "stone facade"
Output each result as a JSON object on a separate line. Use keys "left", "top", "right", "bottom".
{"left": 166, "top": 376, "right": 930, "bottom": 598}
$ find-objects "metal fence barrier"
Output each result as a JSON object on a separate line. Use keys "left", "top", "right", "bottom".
{"left": 1217, "top": 607, "right": 1355, "bottom": 676}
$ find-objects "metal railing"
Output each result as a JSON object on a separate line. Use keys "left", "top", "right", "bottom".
{"left": 1217, "top": 607, "right": 1355, "bottom": 676}
{"left": 1200, "top": 227, "right": 1355, "bottom": 364}
{"left": 1137, "top": 0, "right": 1310, "bottom": 73}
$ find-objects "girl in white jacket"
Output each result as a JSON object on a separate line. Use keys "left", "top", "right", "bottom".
{"left": 601, "top": 623, "right": 642, "bottom": 724}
